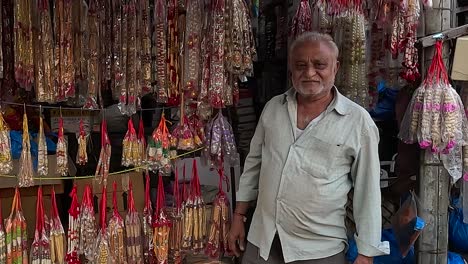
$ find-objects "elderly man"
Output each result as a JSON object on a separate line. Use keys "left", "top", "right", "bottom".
{"left": 228, "top": 32, "right": 389, "bottom": 264}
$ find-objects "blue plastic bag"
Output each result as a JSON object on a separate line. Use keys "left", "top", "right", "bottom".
{"left": 448, "top": 252, "right": 465, "bottom": 264}
{"left": 449, "top": 206, "right": 468, "bottom": 253}
{"left": 369, "top": 81, "right": 399, "bottom": 121}
{"left": 346, "top": 229, "right": 414, "bottom": 264}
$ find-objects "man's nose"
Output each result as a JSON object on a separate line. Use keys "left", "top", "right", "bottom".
{"left": 305, "top": 66, "right": 316, "bottom": 77}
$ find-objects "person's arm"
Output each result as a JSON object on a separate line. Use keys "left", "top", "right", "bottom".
{"left": 351, "top": 123, "right": 390, "bottom": 258}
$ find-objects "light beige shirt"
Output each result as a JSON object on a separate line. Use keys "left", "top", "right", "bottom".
{"left": 237, "top": 88, "right": 390, "bottom": 263}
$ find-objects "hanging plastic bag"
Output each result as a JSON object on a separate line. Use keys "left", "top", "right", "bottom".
{"left": 148, "top": 113, "right": 171, "bottom": 175}
{"left": 108, "top": 182, "right": 127, "bottom": 263}
{"left": 391, "top": 192, "right": 426, "bottom": 257}
{"left": 37, "top": 113, "right": 48, "bottom": 176}
{"left": 122, "top": 119, "right": 138, "bottom": 167}
{"left": 0, "top": 109, "right": 13, "bottom": 174}
{"left": 143, "top": 171, "right": 156, "bottom": 264}
{"left": 66, "top": 184, "right": 81, "bottom": 263}
{"left": 205, "top": 166, "right": 231, "bottom": 259}
{"left": 136, "top": 117, "right": 147, "bottom": 170}
{"left": 50, "top": 187, "right": 66, "bottom": 263}
{"left": 76, "top": 118, "right": 88, "bottom": 166}
{"left": 153, "top": 173, "right": 171, "bottom": 264}
{"left": 31, "top": 187, "right": 51, "bottom": 263}
{"left": 18, "top": 111, "right": 34, "bottom": 187}
{"left": 94, "top": 186, "right": 113, "bottom": 264}
{"left": 169, "top": 167, "right": 183, "bottom": 263}
{"left": 5, "top": 188, "right": 28, "bottom": 263}
{"left": 79, "top": 185, "right": 96, "bottom": 261}
{"left": 0, "top": 197, "right": 6, "bottom": 263}
{"left": 95, "top": 120, "right": 112, "bottom": 185}
{"left": 126, "top": 181, "right": 143, "bottom": 263}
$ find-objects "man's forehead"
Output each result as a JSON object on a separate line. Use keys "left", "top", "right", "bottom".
{"left": 291, "top": 42, "right": 336, "bottom": 59}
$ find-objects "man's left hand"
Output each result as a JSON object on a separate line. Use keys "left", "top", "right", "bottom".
{"left": 354, "top": 254, "right": 373, "bottom": 264}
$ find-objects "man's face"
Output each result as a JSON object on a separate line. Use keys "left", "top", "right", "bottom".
{"left": 290, "top": 41, "right": 339, "bottom": 98}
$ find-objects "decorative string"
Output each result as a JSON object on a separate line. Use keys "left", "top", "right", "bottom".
{"left": 0, "top": 101, "right": 178, "bottom": 112}
{"left": 0, "top": 146, "right": 205, "bottom": 180}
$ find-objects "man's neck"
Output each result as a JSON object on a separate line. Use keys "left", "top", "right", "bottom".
{"left": 296, "top": 90, "right": 334, "bottom": 111}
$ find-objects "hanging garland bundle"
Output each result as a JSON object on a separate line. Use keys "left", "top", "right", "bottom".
{"left": 95, "top": 120, "right": 111, "bottom": 185}
{"left": 50, "top": 188, "right": 66, "bottom": 264}
{"left": 147, "top": 113, "right": 171, "bottom": 175}
{"left": 31, "top": 187, "right": 51, "bottom": 264}
{"left": 108, "top": 182, "right": 127, "bottom": 264}
{"left": 166, "top": 0, "right": 180, "bottom": 106}
{"left": 79, "top": 185, "right": 96, "bottom": 261}
{"left": 0, "top": 198, "right": 6, "bottom": 263}
{"left": 14, "top": 0, "right": 34, "bottom": 90}
{"left": 36, "top": 0, "right": 55, "bottom": 103}
{"left": 140, "top": 0, "right": 152, "bottom": 95}
{"left": 56, "top": 116, "right": 69, "bottom": 176}
{"left": 136, "top": 117, "right": 147, "bottom": 169}
{"left": 0, "top": 110, "right": 13, "bottom": 174}
{"left": 154, "top": 0, "right": 168, "bottom": 103}
{"left": 18, "top": 111, "right": 34, "bottom": 187}
{"left": 84, "top": 0, "right": 100, "bottom": 110}
{"left": 205, "top": 167, "right": 231, "bottom": 259}
{"left": 94, "top": 186, "right": 113, "bottom": 264}
{"left": 183, "top": 0, "right": 203, "bottom": 100}
{"left": 122, "top": 119, "right": 139, "bottom": 167}
{"left": 153, "top": 173, "right": 171, "bottom": 264}
{"left": 5, "top": 188, "right": 28, "bottom": 263}
{"left": 142, "top": 172, "right": 156, "bottom": 264}
{"left": 112, "top": 0, "right": 124, "bottom": 107}
{"left": 66, "top": 185, "right": 81, "bottom": 264}
{"left": 169, "top": 167, "right": 183, "bottom": 264}
{"left": 181, "top": 159, "right": 206, "bottom": 253}
{"left": 399, "top": 41, "right": 468, "bottom": 181}
{"left": 203, "top": 112, "right": 238, "bottom": 167}
{"left": 126, "top": 181, "right": 143, "bottom": 263}
{"left": 37, "top": 112, "right": 48, "bottom": 176}
{"left": 76, "top": 118, "right": 88, "bottom": 166}
{"left": 289, "top": 0, "right": 312, "bottom": 40}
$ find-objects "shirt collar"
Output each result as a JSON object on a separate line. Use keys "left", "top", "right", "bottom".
{"left": 282, "top": 86, "right": 350, "bottom": 116}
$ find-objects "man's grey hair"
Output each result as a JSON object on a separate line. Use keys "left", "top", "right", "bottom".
{"left": 289, "top": 32, "right": 339, "bottom": 60}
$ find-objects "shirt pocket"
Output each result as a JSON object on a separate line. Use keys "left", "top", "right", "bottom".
{"left": 297, "top": 136, "right": 343, "bottom": 179}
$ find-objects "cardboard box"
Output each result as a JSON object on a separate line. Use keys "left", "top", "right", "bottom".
{"left": 451, "top": 35, "right": 468, "bottom": 81}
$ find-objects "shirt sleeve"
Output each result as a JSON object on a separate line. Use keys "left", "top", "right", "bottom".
{"left": 351, "top": 123, "right": 390, "bottom": 257}
{"left": 235, "top": 107, "right": 266, "bottom": 202}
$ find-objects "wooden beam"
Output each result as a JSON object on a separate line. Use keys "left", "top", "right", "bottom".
{"left": 417, "top": 24, "right": 468, "bottom": 47}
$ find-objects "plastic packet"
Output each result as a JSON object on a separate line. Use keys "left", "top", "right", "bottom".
{"left": 136, "top": 117, "right": 147, "bottom": 169}
{"left": 50, "top": 187, "right": 66, "bottom": 263}
{"left": 31, "top": 187, "right": 51, "bottom": 263}
{"left": 76, "top": 118, "right": 88, "bottom": 166}
{"left": 0, "top": 110, "right": 13, "bottom": 174}
{"left": 18, "top": 112, "right": 34, "bottom": 187}
{"left": 56, "top": 116, "right": 69, "bottom": 176}
{"left": 122, "top": 119, "right": 138, "bottom": 167}
{"left": 126, "top": 181, "right": 143, "bottom": 263}
{"left": 5, "top": 188, "right": 29, "bottom": 263}
{"left": 153, "top": 173, "right": 172, "bottom": 264}
{"left": 391, "top": 192, "right": 425, "bottom": 257}
{"left": 37, "top": 113, "right": 48, "bottom": 176}
{"left": 0, "top": 197, "right": 6, "bottom": 262}
{"left": 79, "top": 185, "right": 96, "bottom": 261}
{"left": 95, "top": 120, "right": 112, "bottom": 185}
{"left": 169, "top": 167, "right": 183, "bottom": 263}
{"left": 94, "top": 186, "right": 114, "bottom": 264}
{"left": 142, "top": 172, "right": 156, "bottom": 264}
{"left": 108, "top": 182, "right": 127, "bottom": 263}
{"left": 66, "top": 185, "right": 81, "bottom": 263}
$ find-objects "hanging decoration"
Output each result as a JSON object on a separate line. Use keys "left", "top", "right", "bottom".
{"left": 169, "top": 167, "right": 183, "bottom": 263}
{"left": 50, "top": 187, "right": 66, "bottom": 264}
{"left": 166, "top": 0, "right": 180, "bottom": 106}
{"left": 5, "top": 188, "right": 28, "bottom": 263}
{"left": 0, "top": 198, "right": 6, "bottom": 263}
{"left": 0, "top": 110, "right": 13, "bottom": 174}
{"left": 147, "top": 113, "right": 172, "bottom": 175}
{"left": 399, "top": 40, "right": 468, "bottom": 181}
{"left": 36, "top": 0, "right": 55, "bottom": 103}
{"left": 183, "top": 0, "right": 203, "bottom": 100}
{"left": 181, "top": 159, "right": 206, "bottom": 253}
{"left": 142, "top": 172, "right": 156, "bottom": 264}
{"left": 205, "top": 167, "right": 231, "bottom": 259}
{"left": 203, "top": 112, "right": 238, "bottom": 167}
{"left": 18, "top": 110, "right": 34, "bottom": 187}
{"left": 122, "top": 119, "right": 139, "bottom": 167}
{"left": 66, "top": 185, "right": 81, "bottom": 264}
{"left": 37, "top": 110, "right": 48, "bottom": 176}
{"left": 79, "top": 185, "right": 96, "bottom": 262}
{"left": 84, "top": 0, "right": 100, "bottom": 109}
{"left": 136, "top": 117, "right": 147, "bottom": 170}
{"left": 94, "top": 186, "right": 112, "bottom": 263}
{"left": 31, "top": 187, "right": 51, "bottom": 264}
{"left": 14, "top": 0, "right": 34, "bottom": 90}
{"left": 140, "top": 0, "right": 152, "bottom": 95}
{"left": 289, "top": 0, "right": 312, "bottom": 40}
{"left": 153, "top": 173, "right": 171, "bottom": 264}
{"left": 108, "top": 182, "right": 127, "bottom": 264}
{"left": 76, "top": 117, "right": 88, "bottom": 166}
{"left": 154, "top": 0, "right": 168, "bottom": 103}
{"left": 95, "top": 120, "right": 111, "bottom": 185}
{"left": 126, "top": 181, "right": 143, "bottom": 263}
{"left": 56, "top": 114, "right": 69, "bottom": 176}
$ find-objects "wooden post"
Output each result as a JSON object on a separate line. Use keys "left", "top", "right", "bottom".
{"left": 417, "top": 0, "right": 452, "bottom": 263}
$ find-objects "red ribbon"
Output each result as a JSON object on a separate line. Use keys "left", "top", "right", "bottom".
{"left": 68, "top": 185, "right": 80, "bottom": 218}
{"left": 100, "top": 185, "right": 107, "bottom": 231}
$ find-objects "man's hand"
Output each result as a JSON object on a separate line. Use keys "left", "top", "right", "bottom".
{"left": 227, "top": 214, "right": 246, "bottom": 257}
{"left": 354, "top": 254, "right": 373, "bottom": 264}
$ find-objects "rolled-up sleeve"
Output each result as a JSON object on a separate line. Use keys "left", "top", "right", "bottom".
{"left": 236, "top": 110, "right": 265, "bottom": 202}
{"left": 351, "top": 123, "right": 390, "bottom": 257}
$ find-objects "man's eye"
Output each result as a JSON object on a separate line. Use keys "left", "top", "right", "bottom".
{"left": 296, "top": 64, "right": 307, "bottom": 69}
{"left": 315, "top": 63, "right": 326, "bottom": 68}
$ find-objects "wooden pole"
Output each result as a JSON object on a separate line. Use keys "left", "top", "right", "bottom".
{"left": 417, "top": 0, "right": 452, "bottom": 263}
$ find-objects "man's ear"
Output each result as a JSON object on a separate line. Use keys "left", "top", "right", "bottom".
{"left": 335, "top": 61, "right": 340, "bottom": 73}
